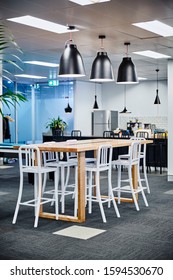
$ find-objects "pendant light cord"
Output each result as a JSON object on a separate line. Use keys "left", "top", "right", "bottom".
{"left": 124, "top": 84, "right": 126, "bottom": 107}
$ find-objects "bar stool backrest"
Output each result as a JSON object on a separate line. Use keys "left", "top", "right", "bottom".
{"left": 131, "top": 137, "right": 146, "bottom": 157}
{"left": 97, "top": 144, "right": 113, "bottom": 169}
{"left": 103, "top": 130, "right": 114, "bottom": 138}
{"left": 71, "top": 130, "right": 82, "bottom": 137}
{"left": 19, "top": 145, "right": 41, "bottom": 172}
{"left": 129, "top": 141, "right": 141, "bottom": 166}
{"left": 136, "top": 131, "right": 149, "bottom": 138}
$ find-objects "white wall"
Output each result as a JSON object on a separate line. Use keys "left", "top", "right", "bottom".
{"left": 74, "top": 81, "right": 102, "bottom": 135}
{"left": 74, "top": 79, "right": 167, "bottom": 136}
{"left": 101, "top": 80, "right": 167, "bottom": 116}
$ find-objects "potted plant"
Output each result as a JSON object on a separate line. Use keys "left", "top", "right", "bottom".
{"left": 0, "top": 20, "right": 27, "bottom": 116}
{"left": 46, "top": 116, "right": 67, "bottom": 134}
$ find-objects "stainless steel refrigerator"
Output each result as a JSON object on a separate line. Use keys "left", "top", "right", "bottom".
{"left": 92, "top": 110, "right": 118, "bottom": 136}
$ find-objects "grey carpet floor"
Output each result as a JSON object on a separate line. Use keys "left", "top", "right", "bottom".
{"left": 0, "top": 161, "right": 173, "bottom": 260}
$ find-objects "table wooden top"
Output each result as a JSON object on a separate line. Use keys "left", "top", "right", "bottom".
{"left": 14, "top": 138, "right": 153, "bottom": 153}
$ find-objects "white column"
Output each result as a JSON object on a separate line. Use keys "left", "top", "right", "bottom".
{"left": 31, "top": 84, "right": 35, "bottom": 144}
{"left": 167, "top": 60, "right": 173, "bottom": 181}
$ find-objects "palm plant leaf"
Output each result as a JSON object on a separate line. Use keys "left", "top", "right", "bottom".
{"left": 0, "top": 19, "right": 27, "bottom": 116}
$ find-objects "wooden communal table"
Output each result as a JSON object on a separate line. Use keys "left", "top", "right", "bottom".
{"left": 26, "top": 138, "right": 152, "bottom": 223}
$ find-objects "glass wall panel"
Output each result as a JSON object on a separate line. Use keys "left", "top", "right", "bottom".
{"left": 2, "top": 80, "right": 74, "bottom": 143}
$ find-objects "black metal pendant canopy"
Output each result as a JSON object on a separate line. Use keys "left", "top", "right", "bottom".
{"left": 90, "top": 35, "right": 114, "bottom": 82}
{"left": 154, "top": 69, "right": 161, "bottom": 104}
{"left": 117, "top": 42, "right": 138, "bottom": 84}
{"left": 59, "top": 26, "right": 86, "bottom": 77}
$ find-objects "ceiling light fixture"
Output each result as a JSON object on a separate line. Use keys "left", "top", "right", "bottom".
{"left": 132, "top": 20, "right": 173, "bottom": 37}
{"left": 154, "top": 69, "right": 161, "bottom": 105}
{"left": 117, "top": 42, "right": 138, "bottom": 84}
{"left": 69, "top": 0, "right": 111, "bottom": 6}
{"left": 7, "top": 15, "right": 76, "bottom": 34}
{"left": 24, "top": 61, "right": 59, "bottom": 67}
{"left": 120, "top": 85, "right": 131, "bottom": 114}
{"left": 58, "top": 25, "right": 85, "bottom": 77}
{"left": 133, "top": 50, "right": 171, "bottom": 59}
{"left": 90, "top": 35, "right": 114, "bottom": 82}
{"left": 15, "top": 74, "right": 47, "bottom": 79}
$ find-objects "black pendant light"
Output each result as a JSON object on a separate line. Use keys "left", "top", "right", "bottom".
{"left": 120, "top": 85, "right": 131, "bottom": 114}
{"left": 117, "top": 42, "right": 138, "bottom": 84}
{"left": 64, "top": 81, "right": 72, "bottom": 113}
{"left": 154, "top": 68, "right": 161, "bottom": 104}
{"left": 59, "top": 26, "right": 85, "bottom": 77}
{"left": 93, "top": 95, "right": 99, "bottom": 109}
{"left": 65, "top": 102, "right": 72, "bottom": 113}
{"left": 93, "top": 83, "right": 99, "bottom": 109}
{"left": 90, "top": 35, "right": 114, "bottom": 82}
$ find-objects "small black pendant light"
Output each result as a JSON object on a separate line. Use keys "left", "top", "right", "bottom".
{"left": 59, "top": 26, "right": 85, "bottom": 77}
{"left": 117, "top": 42, "right": 138, "bottom": 84}
{"left": 64, "top": 81, "right": 72, "bottom": 113}
{"left": 65, "top": 102, "right": 72, "bottom": 113}
{"left": 90, "top": 35, "right": 114, "bottom": 82}
{"left": 93, "top": 95, "right": 99, "bottom": 109}
{"left": 120, "top": 85, "right": 131, "bottom": 114}
{"left": 93, "top": 83, "right": 99, "bottom": 109}
{"left": 154, "top": 68, "right": 161, "bottom": 104}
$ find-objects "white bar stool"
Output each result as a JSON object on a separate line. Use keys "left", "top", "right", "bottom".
{"left": 86, "top": 144, "right": 120, "bottom": 223}
{"left": 12, "top": 145, "right": 58, "bottom": 228}
{"left": 112, "top": 141, "right": 148, "bottom": 211}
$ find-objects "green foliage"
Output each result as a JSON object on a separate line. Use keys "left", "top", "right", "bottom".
{"left": 0, "top": 20, "right": 27, "bottom": 116}
{"left": 46, "top": 116, "right": 67, "bottom": 131}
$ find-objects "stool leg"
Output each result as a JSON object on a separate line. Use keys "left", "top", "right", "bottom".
{"left": 34, "top": 173, "right": 41, "bottom": 228}
{"left": 54, "top": 170, "right": 59, "bottom": 220}
{"left": 143, "top": 157, "right": 150, "bottom": 193}
{"left": 12, "top": 173, "right": 24, "bottom": 224}
{"left": 96, "top": 172, "right": 106, "bottom": 223}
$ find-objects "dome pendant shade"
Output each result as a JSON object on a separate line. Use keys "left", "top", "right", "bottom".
{"left": 64, "top": 102, "right": 72, "bottom": 113}
{"left": 117, "top": 57, "right": 138, "bottom": 84}
{"left": 93, "top": 95, "right": 99, "bottom": 109}
{"left": 154, "top": 89, "right": 161, "bottom": 104}
{"left": 59, "top": 42, "right": 85, "bottom": 77}
{"left": 90, "top": 51, "right": 114, "bottom": 82}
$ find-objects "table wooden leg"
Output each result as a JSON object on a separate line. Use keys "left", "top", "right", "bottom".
{"left": 77, "top": 151, "right": 86, "bottom": 222}
{"left": 132, "top": 164, "right": 138, "bottom": 200}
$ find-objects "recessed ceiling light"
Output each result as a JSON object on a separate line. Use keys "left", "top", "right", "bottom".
{"left": 69, "top": 0, "right": 110, "bottom": 6}
{"left": 138, "top": 77, "right": 147, "bottom": 80}
{"left": 7, "top": 15, "right": 78, "bottom": 34}
{"left": 24, "top": 61, "right": 59, "bottom": 67}
{"left": 133, "top": 50, "right": 171, "bottom": 59}
{"left": 132, "top": 20, "right": 173, "bottom": 37}
{"left": 15, "top": 74, "right": 47, "bottom": 79}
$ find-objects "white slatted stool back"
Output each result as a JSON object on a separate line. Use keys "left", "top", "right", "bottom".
{"left": 86, "top": 144, "right": 120, "bottom": 223}
{"left": 12, "top": 145, "right": 58, "bottom": 227}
